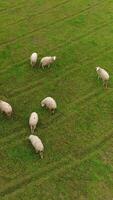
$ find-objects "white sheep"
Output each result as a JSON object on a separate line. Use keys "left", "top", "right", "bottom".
{"left": 41, "top": 97, "right": 57, "bottom": 113}
{"left": 29, "top": 135, "right": 44, "bottom": 159}
{"left": 40, "top": 56, "right": 56, "bottom": 68}
{"left": 30, "top": 52, "right": 38, "bottom": 67}
{"left": 29, "top": 112, "right": 38, "bottom": 133}
{"left": 0, "top": 100, "right": 12, "bottom": 117}
{"left": 96, "top": 66, "right": 109, "bottom": 88}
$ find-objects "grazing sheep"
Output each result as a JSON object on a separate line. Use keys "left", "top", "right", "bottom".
{"left": 41, "top": 97, "right": 57, "bottom": 113}
{"left": 0, "top": 100, "right": 12, "bottom": 117}
{"left": 30, "top": 52, "right": 38, "bottom": 67}
{"left": 29, "top": 112, "right": 38, "bottom": 133}
{"left": 96, "top": 66, "right": 109, "bottom": 88}
{"left": 29, "top": 135, "right": 44, "bottom": 159}
{"left": 40, "top": 56, "right": 56, "bottom": 68}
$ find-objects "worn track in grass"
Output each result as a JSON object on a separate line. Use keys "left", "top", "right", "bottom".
{"left": 0, "top": 0, "right": 113, "bottom": 199}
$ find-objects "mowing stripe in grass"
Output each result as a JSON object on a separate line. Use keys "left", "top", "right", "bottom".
{"left": 0, "top": 0, "right": 107, "bottom": 47}
{"left": 0, "top": 129, "right": 112, "bottom": 198}
{"left": 0, "top": 85, "right": 106, "bottom": 145}
{"left": 0, "top": 0, "right": 104, "bottom": 35}
{"left": 0, "top": 9, "right": 112, "bottom": 73}
{"left": 0, "top": 0, "right": 69, "bottom": 31}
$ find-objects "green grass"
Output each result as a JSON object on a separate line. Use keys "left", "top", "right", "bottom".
{"left": 0, "top": 0, "right": 113, "bottom": 199}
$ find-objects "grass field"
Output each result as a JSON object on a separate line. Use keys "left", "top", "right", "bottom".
{"left": 0, "top": 0, "right": 113, "bottom": 199}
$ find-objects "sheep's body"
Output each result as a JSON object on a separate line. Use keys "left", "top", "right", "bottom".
{"left": 41, "top": 97, "right": 57, "bottom": 113}
{"left": 0, "top": 100, "right": 12, "bottom": 117}
{"left": 29, "top": 135, "right": 44, "bottom": 158}
{"left": 30, "top": 53, "right": 38, "bottom": 67}
{"left": 96, "top": 67, "right": 109, "bottom": 88}
{"left": 29, "top": 112, "right": 38, "bottom": 133}
{"left": 40, "top": 56, "right": 56, "bottom": 68}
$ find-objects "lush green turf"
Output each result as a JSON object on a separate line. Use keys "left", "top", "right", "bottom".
{"left": 0, "top": 0, "right": 113, "bottom": 199}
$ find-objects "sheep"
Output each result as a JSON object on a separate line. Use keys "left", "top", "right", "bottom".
{"left": 28, "top": 135, "right": 44, "bottom": 159}
{"left": 29, "top": 112, "right": 38, "bottom": 134}
{"left": 30, "top": 52, "right": 38, "bottom": 67}
{"left": 0, "top": 100, "right": 12, "bottom": 117}
{"left": 96, "top": 66, "right": 109, "bottom": 88}
{"left": 40, "top": 56, "right": 56, "bottom": 69}
{"left": 41, "top": 97, "right": 57, "bottom": 113}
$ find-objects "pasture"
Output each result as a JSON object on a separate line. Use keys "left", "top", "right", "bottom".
{"left": 0, "top": 0, "right": 113, "bottom": 199}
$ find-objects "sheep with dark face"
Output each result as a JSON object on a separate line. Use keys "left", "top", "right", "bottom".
{"left": 96, "top": 67, "right": 109, "bottom": 88}
{"left": 29, "top": 112, "right": 38, "bottom": 133}
{"left": 41, "top": 97, "right": 57, "bottom": 113}
{"left": 40, "top": 56, "right": 56, "bottom": 68}
{"left": 29, "top": 135, "right": 44, "bottom": 159}
{"left": 30, "top": 52, "right": 38, "bottom": 67}
{"left": 0, "top": 100, "right": 12, "bottom": 117}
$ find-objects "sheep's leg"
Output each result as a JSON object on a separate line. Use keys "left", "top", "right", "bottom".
{"left": 35, "top": 149, "right": 39, "bottom": 153}
{"left": 7, "top": 112, "right": 11, "bottom": 117}
{"left": 31, "top": 61, "right": 34, "bottom": 67}
{"left": 103, "top": 80, "right": 108, "bottom": 88}
{"left": 39, "top": 62, "right": 42, "bottom": 68}
{"left": 39, "top": 151, "right": 43, "bottom": 159}
{"left": 51, "top": 109, "right": 55, "bottom": 114}
{"left": 105, "top": 81, "right": 108, "bottom": 88}
{"left": 1, "top": 111, "right": 5, "bottom": 116}
{"left": 103, "top": 81, "right": 105, "bottom": 86}
{"left": 31, "top": 61, "right": 33, "bottom": 66}
{"left": 42, "top": 64, "right": 45, "bottom": 69}
{"left": 48, "top": 64, "right": 50, "bottom": 68}
{"left": 33, "top": 125, "right": 36, "bottom": 132}
{"left": 31, "top": 126, "right": 34, "bottom": 134}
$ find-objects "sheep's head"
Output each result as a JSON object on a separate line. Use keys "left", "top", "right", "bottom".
{"left": 41, "top": 101, "right": 45, "bottom": 107}
{"left": 96, "top": 66, "right": 100, "bottom": 71}
{"left": 53, "top": 56, "right": 56, "bottom": 61}
{"left": 29, "top": 135, "right": 33, "bottom": 140}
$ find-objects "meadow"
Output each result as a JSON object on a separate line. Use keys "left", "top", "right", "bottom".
{"left": 0, "top": 0, "right": 113, "bottom": 199}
